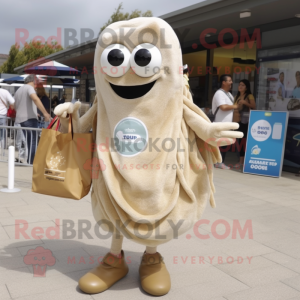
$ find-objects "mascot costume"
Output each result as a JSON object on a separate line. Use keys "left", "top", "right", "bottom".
{"left": 55, "top": 17, "right": 242, "bottom": 296}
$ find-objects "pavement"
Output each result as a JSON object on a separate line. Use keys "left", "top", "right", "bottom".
{"left": 0, "top": 154, "right": 300, "bottom": 300}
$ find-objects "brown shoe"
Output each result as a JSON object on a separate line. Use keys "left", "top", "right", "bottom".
{"left": 78, "top": 250, "right": 129, "bottom": 294}
{"left": 139, "top": 252, "right": 171, "bottom": 296}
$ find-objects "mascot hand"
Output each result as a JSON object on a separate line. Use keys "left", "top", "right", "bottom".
{"left": 208, "top": 122, "right": 243, "bottom": 147}
{"left": 54, "top": 101, "right": 81, "bottom": 133}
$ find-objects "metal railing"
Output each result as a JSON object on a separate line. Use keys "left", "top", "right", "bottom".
{"left": 0, "top": 122, "right": 43, "bottom": 166}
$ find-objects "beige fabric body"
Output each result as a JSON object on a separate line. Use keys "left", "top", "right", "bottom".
{"left": 74, "top": 17, "right": 221, "bottom": 247}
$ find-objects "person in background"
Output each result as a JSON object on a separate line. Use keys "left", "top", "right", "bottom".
{"left": 0, "top": 88, "right": 15, "bottom": 149}
{"left": 14, "top": 75, "right": 51, "bottom": 164}
{"left": 234, "top": 80, "right": 256, "bottom": 168}
{"left": 277, "top": 72, "right": 286, "bottom": 100}
{"left": 52, "top": 95, "right": 59, "bottom": 103}
{"left": 51, "top": 98, "right": 59, "bottom": 118}
{"left": 36, "top": 86, "right": 50, "bottom": 114}
{"left": 59, "top": 93, "right": 67, "bottom": 104}
{"left": 36, "top": 86, "right": 51, "bottom": 128}
{"left": 292, "top": 71, "right": 300, "bottom": 98}
{"left": 5, "top": 94, "right": 27, "bottom": 163}
{"left": 183, "top": 64, "right": 190, "bottom": 88}
{"left": 212, "top": 74, "right": 239, "bottom": 169}
{"left": 183, "top": 64, "right": 194, "bottom": 96}
{"left": 7, "top": 104, "right": 16, "bottom": 139}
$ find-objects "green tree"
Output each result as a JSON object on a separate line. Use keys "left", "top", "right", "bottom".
{"left": 0, "top": 41, "right": 63, "bottom": 74}
{"left": 99, "top": 2, "right": 153, "bottom": 33}
{"left": 0, "top": 44, "right": 19, "bottom": 74}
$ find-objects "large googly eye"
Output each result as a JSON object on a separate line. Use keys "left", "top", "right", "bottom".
{"left": 100, "top": 44, "right": 131, "bottom": 77}
{"left": 130, "top": 43, "right": 162, "bottom": 77}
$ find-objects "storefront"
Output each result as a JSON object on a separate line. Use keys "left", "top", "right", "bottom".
{"left": 182, "top": 41, "right": 257, "bottom": 108}
{"left": 14, "top": 0, "right": 300, "bottom": 172}
{"left": 161, "top": 0, "right": 300, "bottom": 173}
{"left": 256, "top": 42, "right": 300, "bottom": 173}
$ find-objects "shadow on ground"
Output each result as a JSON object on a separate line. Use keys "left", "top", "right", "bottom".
{"left": 1, "top": 239, "right": 155, "bottom": 295}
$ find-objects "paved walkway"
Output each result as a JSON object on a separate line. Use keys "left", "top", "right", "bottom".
{"left": 0, "top": 157, "right": 300, "bottom": 300}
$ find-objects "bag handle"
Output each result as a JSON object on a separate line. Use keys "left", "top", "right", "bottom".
{"left": 68, "top": 114, "right": 74, "bottom": 137}
{"left": 219, "top": 89, "right": 234, "bottom": 104}
{"left": 213, "top": 107, "right": 220, "bottom": 119}
{"left": 47, "top": 116, "right": 60, "bottom": 131}
{"left": 48, "top": 115, "right": 74, "bottom": 142}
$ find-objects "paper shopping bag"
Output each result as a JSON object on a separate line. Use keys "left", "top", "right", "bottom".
{"left": 32, "top": 115, "right": 94, "bottom": 200}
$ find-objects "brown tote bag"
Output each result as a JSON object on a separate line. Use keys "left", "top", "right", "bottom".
{"left": 32, "top": 115, "right": 94, "bottom": 200}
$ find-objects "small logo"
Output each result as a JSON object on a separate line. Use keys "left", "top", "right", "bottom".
{"left": 251, "top": 145, "right": 261, "bottom": 155}
{"left": 24, "top": 246, "right": 56, "bottom": 277}
{"left": 116, "top": 131, "right": 143, "bottom": 144}
{"left": 48, "top": 151, "right": 66, "bottom": 169}
{"left": 251, "top": 120, "right": 272, "bottom": 142}
{"left": 125, "top": 128, "right": 136, "bottom": 133}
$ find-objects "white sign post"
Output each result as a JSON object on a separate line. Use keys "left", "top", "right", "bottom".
{"left": 1, "top": 146, "right": 21, "bottom": 193}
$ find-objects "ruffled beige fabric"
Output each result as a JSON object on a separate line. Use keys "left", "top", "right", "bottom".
{"left": 62, "top": 18, "right": 226, "bottom": 246}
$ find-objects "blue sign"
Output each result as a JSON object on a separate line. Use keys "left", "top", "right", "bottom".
{"left": 243, "top": 111, "right": 289, "bottom": 177}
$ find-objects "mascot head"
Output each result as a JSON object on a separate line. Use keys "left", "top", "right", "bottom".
{"left": 94, "top": 17, "right": 183, "bottom": 103}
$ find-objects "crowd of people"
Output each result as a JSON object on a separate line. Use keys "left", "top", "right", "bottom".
{"left": 0, "top": 75, "right": 68, "bottom": 164}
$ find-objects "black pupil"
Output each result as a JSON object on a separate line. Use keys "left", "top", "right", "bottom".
{"left": 134, "top": 49, "right": 151, "bottom": 67}
{"left": 108, "top": 49, "right": 124, "bottom": 66}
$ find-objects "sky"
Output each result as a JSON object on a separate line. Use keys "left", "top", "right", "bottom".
{"left": 0, "top": 0, "right": 207, "bottom": 55}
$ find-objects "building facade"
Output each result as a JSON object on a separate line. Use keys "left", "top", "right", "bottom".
{"left": 15, "top": 0, "right": 300, "bottom": 173}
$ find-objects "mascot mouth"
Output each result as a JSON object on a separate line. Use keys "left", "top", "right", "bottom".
{"left": 109, "top": 81, "right": 156, "bottom": 99}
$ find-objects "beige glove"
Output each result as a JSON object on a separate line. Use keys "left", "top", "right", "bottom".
{"left": 183, "top": 105, "right": 244, "bottom": 147}
{"left": 54, "top": 101, "right": 81, "bottom": 133}
{"left": 205, "top": 122, "right": 243, "bottom": 147}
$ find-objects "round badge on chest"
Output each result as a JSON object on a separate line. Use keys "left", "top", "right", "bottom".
{"left": 113, "top": 117, "right": 148, "bottom": 157}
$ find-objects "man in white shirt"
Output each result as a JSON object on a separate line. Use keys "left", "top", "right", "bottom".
{"left": 212, "top": 74, "right": 238, "bottom": 169}
{"left": 0, "top": 88, "right": 15, "bottom": 115}
{"left": 0, "top": 88, "right": 15, "bottom": 149}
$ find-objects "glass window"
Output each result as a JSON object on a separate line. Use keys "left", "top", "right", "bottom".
{"left": 256, "top": 45, "right": 300, "bottom": 115}
{"left": 88, "top": 79, "right": 96, "bottom": 104}
{"left": 183, "top": 50, "right": 207, "bottom": 107}
{"left": 256, "top": 44, "right": 300, "bottom": 172}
